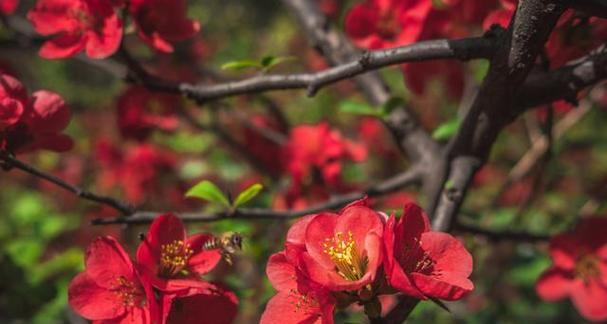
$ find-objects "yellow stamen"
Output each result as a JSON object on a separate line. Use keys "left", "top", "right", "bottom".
{"left": 159, "top": 240, "right": 193, "bottom": 277}
{"left": 323, "top": 231, "right": 368, "bottom": 281}
{"left": 575, "top": 254, "right": 601, "bottom": 283}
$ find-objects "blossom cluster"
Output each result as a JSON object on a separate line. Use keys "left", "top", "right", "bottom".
{"left": 0, "top": 73, "right": 72, "bottom": 154}
{"left": 26, "top": 0, "right": 199, "bottom": 59}
{"left": 68, "top": 214, "right": 238, "bottom": 324}
{"left": 261, "top": 198, "right": 474, "bottom": 323}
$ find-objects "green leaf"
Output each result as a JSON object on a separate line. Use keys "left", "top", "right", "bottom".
{"left": 432, "top": 118, "right": 461, "bottom": 140}
{"left": 185, "top": 180, "right": 230, "bottom": 207}
{"left": 221, "top": 60, "right": 262, "bottom": 71}
{"left": 339, "top": 100, "right": 381, "bottom": 117}
{"left": 233, "top": 183, "right": 263, "bottom": 207}
{"left": 261, "top": 55, "right": 296, "bottom": 69}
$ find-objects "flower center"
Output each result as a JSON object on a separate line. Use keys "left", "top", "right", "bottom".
{"left": 159, "top": 240, "right": 193, "bottom": 277}
{"left": 575, "top": 254, "right": 601, "bottom": 283}
{"left": 111, "top": 276, "right": 145, "bottom": 307}
{"left": 376, "top": 12, "right": 401, "bottom": 40}
{"left": 400, "top": 239, "right": 434, "bottom": 274}
{"left": 323, "top": 231, "right": 368, "bottom": 281}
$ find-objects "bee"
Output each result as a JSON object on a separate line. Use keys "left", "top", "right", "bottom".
{"left": 203, "top": 232, "right": 243, "bottom": 265}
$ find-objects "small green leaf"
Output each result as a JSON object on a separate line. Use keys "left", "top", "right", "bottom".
{"left": 221, "top": 60, "right": 262, "bottom": 71}
{"left": 260, "top": 55, "right": 296, "bottom": 70}
{"left": 339, "top": 100, "right": 381, "bottom": 117}
{"left": 185, "top": 180, "right": 230, "bottom": 207}
{"left": 233, "top": 183, "right": 264, "bottom": 207}
{"left": 432, "top": 118, "right": 461, "bottom": 140}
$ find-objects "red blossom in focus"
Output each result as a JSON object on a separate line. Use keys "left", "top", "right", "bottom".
{"left": 117, "top": 86, "right": 180, "bottom": 141}
{"left": 0, "top": 73, "right": 73, "bottom": 153}
{"left": 0, "top": 0, "right": 19, "bottom": 14}
{"left": 68, "top": 236, "right": 158, "bottom": 323}
{"left": 536, "top": 217, "right": 607, "bottom": 322}
{"left": 27, "top": 0, "right": 123, "bottom": 59}
{"left": 95, "top": 140, "right": 178, "bottom": 204}
{"left": 345, "top": 0, "right": 433, "bottom": 49}
{"left": 289, "top": 198, "right": 384, "bottom": 292}
{"left": 129, "top": 0, "right": 200, "bottom": 53}
{"left": 383, "top": 203, "right": 474, "bottom": 300}
{"left": 136, "top": 214, "right": 222, "bottom": 292}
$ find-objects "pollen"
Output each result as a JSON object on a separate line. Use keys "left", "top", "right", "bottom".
{"left": 159, "top": 240, "right": 193, "bottom": 277}
{"left": 575, "top": 254, "right": 601, "bottom": 283}
{"left": 112, "top": 276, "right": 144, "bottom": 307}
{"left": 288, "top": 289, "right": 318, "bottom": 314}
{"left": 323, "top": 231, "right": 368, "bottom": 281}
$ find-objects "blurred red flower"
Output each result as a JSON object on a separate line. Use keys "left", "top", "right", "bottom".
{"left": 136, "top": 214, "right": 222, "bottom": 292}
{"left": 117, "top": 86, "right": 180, "bottom": 141}
{"left": 162, "top": 283, "right": 238, "bottom": 324}
{"left": 0, "top": 0, "right": 19, "bottom": 14}
{"left": 0, "top": 73, "right": 73, "bottom": 153}
{"left": 129, "top": 0, "right": 200, "bottom": 53}
{"left": 344, "top": 0, "right": 432, "bottom": 49}
{"left": 68, "top": 236, "right": 158, "bottom": 324}
{"left": 383, "top": 203, "right": 474, "bottom": 300}
{"left": 536, "top": 217, "right": 607, "bottom": 322}
{"left": 27, "top": 0, "right": 122, "bottom": 59}
{"left": 284, "top": 122, "right": 367, "bottom": 188}
{"left": 95, "top": 141, "right": 178, "bottom": 204}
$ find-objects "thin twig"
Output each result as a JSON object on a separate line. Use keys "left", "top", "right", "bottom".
{"left": 0, "top": 151, "right": 134, "bottom": 215}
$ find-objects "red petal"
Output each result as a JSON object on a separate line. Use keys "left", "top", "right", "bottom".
{"left": 421, "top": 232, "right": 473, "bottom": 278}
{"left": 535, "top": 268, "right": 573, "bottom": 301}
{"left": 549, "top": 233, "right": 579, "bottom": 271}
{"left": 39, "top": 33, "right": 86, "bottom": 59}
{"left": 187, "top": 233, "right": 221, "bottom": 275}
{"left": 68, "top": 272, "right": 125, "bottom": 320}
{"left": 305, "top": 212, "right": 340, "bottom": 270}
{"left": 84, "top": 11, "right": 122, "bottom": 59}
{"left": 85, "top": 236, "right": 135, "bottom": 288}
{"left": 266, "top": 252, "right": 298, "bottom": 292}
{"left": 165, "top": 287, "right": 238, "bottom": 324}
{"left": 335, "top": 205, "right": 384, "bottom": 255}
{"left": 344, "top": 3, "right": 379, "bottom": 40}
{"left": 570, "top": 278, "right": 607, "bottom": 322}
{"left": 27, "top": 90, "right": 70, "bottom": 133}
{"left": 287, "top": 214, "right": 318, "bottom": 246}
{"left": 260, "top": 291, "right": 324, "bottom": 324}
{"left": 411, "top": 272, "right": 473, "bottom": 301}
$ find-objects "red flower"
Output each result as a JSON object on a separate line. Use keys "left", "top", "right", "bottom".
{"left": 117, "top": 86, "right": 180, "bottom": 141}
{"left": 345, "top": 0, "right": 432, "bottom": 49}
{"left": 95, "top": 141, "right": 178, "bottom": 204}
{"left": 291, "top": 199, "right": 384, "bottom": 292}
{"left": 68, "top": 236, "right": 158, "bottom": 323}
{"left": 162, "top": 282, "right": 239, "bottom": 324}
{"left": 261, "top": 252, "right": 336, "bottom": 324}
{"left": 383, "top": 203, "right": 474, "bottom": 300}
{"left": 0, "top": 0, "right": 19, "bottom": 14}
{"left": 27, "top": 0, "right": 123, "bottom": 59}
{"left": 0, "top": 73, "right": 73, "bottom": 153}
{"left": 536, "top": 217, "right": 607, "bottom": 322}
{"left": 129, "top": 0, "right": 200, "bottom": 53}
{"left": 284, "top": 122, "right": 367, "bottom": 188}
{"left": 137, "top": 214, "right": 222, "bottom": 292}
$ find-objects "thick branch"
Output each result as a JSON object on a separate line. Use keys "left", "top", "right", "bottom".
{"left": 430, "top": 1, "right": 567, "bottom": 232}
{"left": 91, "top": 167, "right": 422, "bottom": 225}
{"left": 0, "top": 151, "right": 134, "bottom": 215}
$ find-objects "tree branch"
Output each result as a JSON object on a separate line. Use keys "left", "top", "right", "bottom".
{"left": 91, "top": 166, "right": 422, "bottom": 225}
{"left": 0, "top": 150, "right": 134, "bottom": 215}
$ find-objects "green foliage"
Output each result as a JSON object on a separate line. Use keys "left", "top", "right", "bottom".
{"left": 186, "top": 180, "right": 231, "bottom": 207}
{"left": 234, "top": 183, "right": 264, "bottom": 208}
